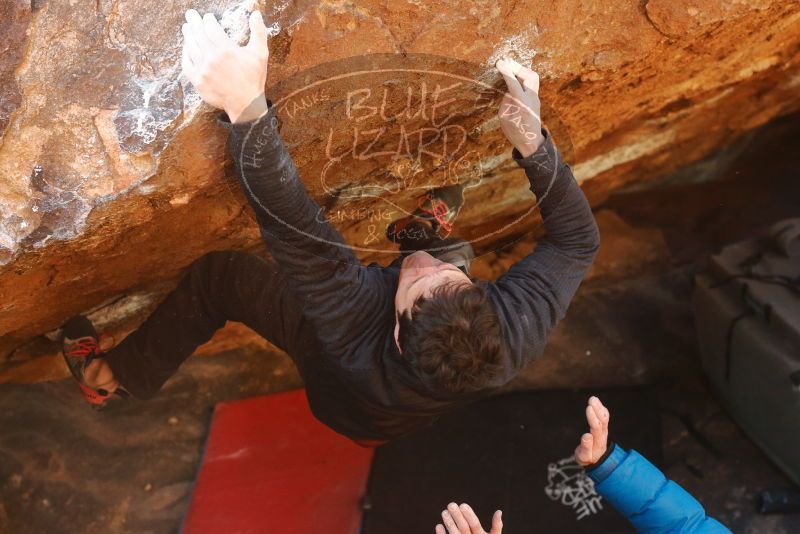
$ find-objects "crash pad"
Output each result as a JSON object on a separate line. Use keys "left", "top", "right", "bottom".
{"left": 361, "top": 387, "right": 662, "bottom": 533}
{"left": 182, "top": 388, "right": 373, "bottom": 534}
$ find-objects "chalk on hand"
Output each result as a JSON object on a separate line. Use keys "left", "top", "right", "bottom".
{"left": 495, "top": 56, "right": 523, "bottom": 78}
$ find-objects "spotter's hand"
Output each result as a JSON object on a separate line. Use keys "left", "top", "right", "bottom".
{"left": 495, "top": 57, "right": 543, "bottom": 158}
{"left": 181, "top": 9, "right": 271, "bottom": 123}
{"left": 574, "top": 396, "right": 611, "bottom": 466}
{"left": 435, "top": 503, "right": 503, "bottom": 534}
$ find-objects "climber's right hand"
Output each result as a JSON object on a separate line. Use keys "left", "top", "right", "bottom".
{"left": 181, "top": 9, "right": 271, "bottom": 124}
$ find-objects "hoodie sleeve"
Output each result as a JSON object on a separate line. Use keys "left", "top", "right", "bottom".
{"left": 587, "top": 445, "right": 731, "bottom": 533}
{"left": 489, "top": 128, "right": 600, "bottom": 373}
{"left": 216, "top": 101, "right": 390, "bottom": 356}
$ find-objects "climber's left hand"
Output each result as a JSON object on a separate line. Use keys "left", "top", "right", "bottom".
{"left": 496, "top": 57, "right": 543, "bottom": 158}
{"left": 181, "top": 9, "right": 271, "bottom": 123}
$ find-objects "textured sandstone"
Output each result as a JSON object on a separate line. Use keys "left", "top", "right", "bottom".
{"left": 1, "top": 0, "right": 799, "bottom": 382}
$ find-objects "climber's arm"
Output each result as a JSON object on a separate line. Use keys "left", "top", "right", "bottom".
{"left": 216, "top": 95, "right": 360, "bottom": 279}
{"left": 218, "top": 100, "right": 391, "bottom": 337}
{"left": 493, "top": 128, "right": 599, "bottom": 369}
{"left": 181, "top": 9, "right": 388, "bottom": 354}
{"left": 490, "top": 59, "right": 600, "bottom": 371}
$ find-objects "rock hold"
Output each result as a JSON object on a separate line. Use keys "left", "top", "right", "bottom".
{"left": 1, "top": 0, "right": 799, "bottom": 381}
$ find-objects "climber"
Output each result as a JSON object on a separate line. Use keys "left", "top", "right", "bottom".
{"left": 432, "top": 397, "right": 731, "bottom": 533}
{"left": 60, "top": 9, "right": 600, "bottom": 444}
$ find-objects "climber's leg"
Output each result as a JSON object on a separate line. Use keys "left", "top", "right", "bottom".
{"left": 103, "top": 250, "right": 307, "bottom": 399}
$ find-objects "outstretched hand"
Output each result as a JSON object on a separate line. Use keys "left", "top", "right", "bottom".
{"left": 435, "top": 502, "right": 502, "bottom": 534}
{"left": 181, "top": 9, "right": 271, "bottom": 123}
{"left": 495, "top": 57, "right": 543, "bottom": 158}
{"left": 574, "top": 396, "right": 611, "bottom": 466}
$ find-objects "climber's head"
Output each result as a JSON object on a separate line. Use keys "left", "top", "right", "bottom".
{"left": 394, "top": 250, "right": 506, "bottom": 393}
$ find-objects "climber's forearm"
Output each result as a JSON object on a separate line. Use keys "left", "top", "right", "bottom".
{"left": 513, "top": 128, "right": 599, "bottom": 260}
{"left": 492, "top": 129, "right": 599, "bottom": 372}
{"left": 183, "top": 9, "right": 359, "bottom": 281}
{"left": 182, "top": 10, "right": 373, "bottom": 315}
{"left": 216, "top": 101, "right": 361, "bottom": 288}
{"left": 216, "top": 101, "right": 388, "bottom": 357}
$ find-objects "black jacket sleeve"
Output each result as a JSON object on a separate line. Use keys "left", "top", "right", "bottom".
{"left": 490, "top": 129, "right": 600, "bottom": 374}
{"left": 216, "top": 101, "right": 390, "bottom": 356}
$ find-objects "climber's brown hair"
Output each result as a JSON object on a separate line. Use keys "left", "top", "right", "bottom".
{"left": 396, "top": 281, "right": 506, "bottom": 393}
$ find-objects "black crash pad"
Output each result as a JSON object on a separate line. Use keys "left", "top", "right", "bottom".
{"left": 362, "top": 387, "right": 662, "bottom": 534}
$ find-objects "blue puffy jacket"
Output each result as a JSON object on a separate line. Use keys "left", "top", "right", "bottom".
{"left": 585, "top": 444, "right": 731, "bottom": 533}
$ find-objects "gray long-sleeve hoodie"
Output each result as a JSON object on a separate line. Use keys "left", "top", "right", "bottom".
{"left": 217, "top": 100, "right": 600, "bottom": 441}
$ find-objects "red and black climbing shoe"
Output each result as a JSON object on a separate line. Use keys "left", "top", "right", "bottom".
{"left": 386, "top": 183, "right": 466, "bottom": 247}
{"left": 386, "top": 216, "right": 436, "bottom": 247}
{"left": 61, "top": 315, "right": 128, "bottom": 409}
{"left": 413, "top": 183, "right": 465, "bottom": 238}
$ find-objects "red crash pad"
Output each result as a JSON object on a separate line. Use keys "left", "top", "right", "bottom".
{"left": 183, "top": 389, "right": 374, "bottom": 534}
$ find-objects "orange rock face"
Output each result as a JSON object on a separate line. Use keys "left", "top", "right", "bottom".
{"left": 1, "top": 0, "right": 799, "bottom": 382}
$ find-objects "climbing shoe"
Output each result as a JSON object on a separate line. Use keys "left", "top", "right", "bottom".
{"left": 412, "top": 183, "right": 465, "bottom": 237}
{"left": 386, "top": 216, "right": 436, "bottom": 249}
{"left": 386, "top": 183, "right": 466, "bottom": 246}
{"left": 61, "top": 315, "right": 128, "bottom": 409}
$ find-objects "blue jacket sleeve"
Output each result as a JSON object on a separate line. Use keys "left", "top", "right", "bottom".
{"left": 586, "top": 445, "right": 731, "bottom": 533}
